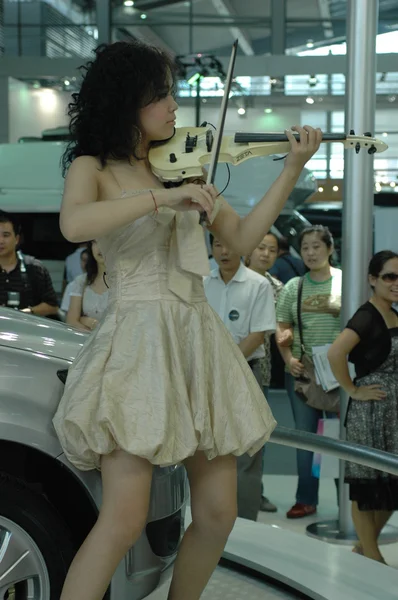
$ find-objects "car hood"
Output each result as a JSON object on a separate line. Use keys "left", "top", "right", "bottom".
{"left": 0, "top": 308, "right": 87, "bottom": 362}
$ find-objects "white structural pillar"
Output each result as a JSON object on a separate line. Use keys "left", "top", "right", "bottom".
{"left": 0, "top": 76, "right": 9, "bottom": 143}
{"left": 96, "top": 0, "right": 111, "bottom": 46}
{"left": 339, "top": 0, "right": 379, "bottom": 535}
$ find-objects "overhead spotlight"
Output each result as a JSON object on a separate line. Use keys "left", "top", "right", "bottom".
{"left": 382, "top": 132, "right": 388, "bottom": 137}
{"left": 318, "top": 187, "right": 324, "bottom": 193}
{"left": 237, "top": 107, "right": 246, "bottom": 115}
{"left": 306, "top": 39, "right": 314, "bottom": 48}
{"left": 124, "top": 0, "right": 134, "bottom": 5}
{"left": 64, "top": 79, "right": 70, "bottom": 86}
{"left": 332, "top": 185, "right": 339, "bottom": 191}
{"left": 375, "top": 182, "right": 382, "bottom": 192}
{"left": 309, "top": 75, "right": 317, "bottom": 87}
{"left": 390, "top": 181, "right": 396, "bottom": 188}
{"left": 264, "top": 108, "right": 273, "bottom": 114}
{"left": 306, "top": 96, "right": 315, "bottom": 104}
{"left": 140, "top": 13, "right": 147, "bottom": 19}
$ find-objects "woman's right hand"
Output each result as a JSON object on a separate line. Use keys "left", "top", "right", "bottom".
{"left": 350, "top": 385, "right": 387, "bottom": 401}
{"left": 289, "top": 357, "right": 305, "bottom": 377}
{"left": 157, "top": 184, "right": 217, "bottom": 218}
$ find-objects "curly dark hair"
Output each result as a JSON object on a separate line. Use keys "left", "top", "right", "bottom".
{"left": 85, "top": 241, "right": 99, "bottom": 286}
{"left": 62, "top": 40, "right": 176, "bottom": 175}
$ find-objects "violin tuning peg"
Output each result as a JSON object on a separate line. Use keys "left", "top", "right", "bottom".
{"left": 355, "top": 142, "right": 361, "bottom": 154}
{"left": 364, "top": 131, "right": 372, "bottom": 137}
{"left": 350, "top": 129, "right": 355, "bottom": 135}
{"left": 368, "top": 144, "right": 377, "bottom": 155}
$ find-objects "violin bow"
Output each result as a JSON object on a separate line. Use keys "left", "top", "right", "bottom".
{"left": 199, "top": 39, "right": 239, "bottom": 224}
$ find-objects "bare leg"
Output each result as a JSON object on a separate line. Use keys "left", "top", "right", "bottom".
{"left": 168, "top": 452, "right": 237, "bottom": 600}
{"left": 351, "top": 502, "right": 384, "bottom": 562}
{"left": 60, "top": 450, "right": 153, "bottom": 600}
{"left": 352, "top": 507, "right": 392, "bottom": 561}
{"left": 374, "top": 510, "right": 393, "bottom": 538}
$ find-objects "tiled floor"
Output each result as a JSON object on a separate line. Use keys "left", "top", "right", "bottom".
{"left": 148, "top": 564, "right": 300, "bottom": 599}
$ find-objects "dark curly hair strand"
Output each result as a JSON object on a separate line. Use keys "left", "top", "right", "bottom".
{"left": 62, "top": 40, "right": 176, "bottom": 176}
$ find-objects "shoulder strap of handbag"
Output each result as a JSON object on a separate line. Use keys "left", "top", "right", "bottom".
{"left": 297, "top": 276, "right": 306, "bottom": 356}
{"left": 280, "top": 254, "right": 301, "bottom": 277}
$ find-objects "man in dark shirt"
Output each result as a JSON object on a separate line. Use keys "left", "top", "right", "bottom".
{"left": 268, "top": 236, "right": 306, "bottom": 284}
{"left": 0, "top": 210, "right": 59, "bottom": 317}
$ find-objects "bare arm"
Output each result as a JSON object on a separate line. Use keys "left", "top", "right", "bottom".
{"left": 66, "top": 295, "right": 90, "bottom": 331}
{"left": 327, "top": 329, "right": 386, "bottom": 400}
{"left": 32, "top": 303, "right": 59, "bottom": 317}
{"left": 276, "top": 322, "right": 304, "bottom": 377}
{"left": 61, "top": 157, "right": 216, "bottom": 243}
{"left": 208, "top": 126, "right": 322, "bottom": 255}
{"left": 238, "top": 331, "right": 265, "bottom": 359}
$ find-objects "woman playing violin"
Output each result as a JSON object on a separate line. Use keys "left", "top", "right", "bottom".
{"left": 53, "top": 40, "right": 322, "bottom": 600}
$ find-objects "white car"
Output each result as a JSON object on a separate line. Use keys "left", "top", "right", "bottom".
{"left": 0, "top": 307, "right": 188, "bottom": 600}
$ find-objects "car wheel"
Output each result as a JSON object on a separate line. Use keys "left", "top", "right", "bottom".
{"left": 0, "top": 474, "right": 76, "bottom": 600}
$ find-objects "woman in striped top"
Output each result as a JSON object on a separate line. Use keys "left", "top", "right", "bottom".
{"left": 276, "top": 225, "right": 342, "bottom": 519}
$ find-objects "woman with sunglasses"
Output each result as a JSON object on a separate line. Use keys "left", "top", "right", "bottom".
{"left": 328, "top": 250, "right": 398, "bottom": 563}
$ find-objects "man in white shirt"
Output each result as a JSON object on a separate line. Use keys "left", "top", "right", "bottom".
{"left": 204, "top": 235, "right": 276, "bottom": 521}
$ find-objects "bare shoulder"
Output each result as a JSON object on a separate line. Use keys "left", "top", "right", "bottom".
{"left": 66, "top": 155, "right": 101, "bottom": 177}
{"left": 63, "top": 156, "right": 101, "bottom": 206}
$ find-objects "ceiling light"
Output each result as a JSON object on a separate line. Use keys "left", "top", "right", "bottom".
{"left": 124, "top": 0, "right": 134, "bottom": 6}
{"left": 375, "top": 182, "right": 382, "bottom": 192}
{"left": 390, "top": 181, "right": 396, "bottom": 187}
{"left": 306, "top": 39, "right": 314, "bottom": 48}
{"left": 318, "top": 187, "right": 324, "bottom": 192}
{"left": 264, "top": 108, "right": 273, "bottom": 114}
{"left": 237, "top": 107, "right": 246, "bottom": 115}
{"left": 140, "top": 13, "right": 147, "bottom": 19}
{"left": 64, "top": 79, "right": 70, "bottom": 86}
{"left": 306, "top": 96, "right": 315, "bottom": 104}
{"left": 382, "top": 132, "right": 388, "bottom": 137}
{"left": 332, "top": 185, "right": 339, "bottom": 191}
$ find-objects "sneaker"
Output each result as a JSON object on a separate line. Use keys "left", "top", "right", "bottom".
{"left": 260, "top": 496, "right": 277, "bottom": 512}
{"left": 286, "top": 503, "right": 317, "bottom": 519}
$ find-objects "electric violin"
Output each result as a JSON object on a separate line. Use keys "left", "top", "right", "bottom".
{"left": 149, "top": 127, "right": 388, "bottom": 183}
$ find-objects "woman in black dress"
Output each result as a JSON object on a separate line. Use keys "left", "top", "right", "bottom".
{"left": 328, "top": 250, "right": 398, "bottom": 563}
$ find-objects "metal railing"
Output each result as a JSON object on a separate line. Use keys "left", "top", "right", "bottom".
{"left": 270, "top": 426, "right": 398, "bottom": 477}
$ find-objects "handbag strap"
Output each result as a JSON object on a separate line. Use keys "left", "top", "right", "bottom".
{"left": 296, "top": 276, "right": 306, "bottom": 356}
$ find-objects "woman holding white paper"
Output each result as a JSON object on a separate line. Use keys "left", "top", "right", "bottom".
{"left": 328, "top": 250, "right": 398, "bottom": 564}
{"left": 276, "top": 225, "right": 342, "bottom": 519}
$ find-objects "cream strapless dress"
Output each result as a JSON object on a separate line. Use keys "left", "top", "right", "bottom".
{"left": 53, "top": 192, "right": 277, "bottom": 470}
